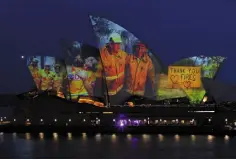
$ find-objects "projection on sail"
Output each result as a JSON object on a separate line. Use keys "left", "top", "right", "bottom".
{"left": 89, "top": 15, "right": 163, "bottom": 105}
{"left": 61, "top": 41, "right": 105, "bottom": 106}
{"left": 27, "top": 56, "right": 68, "bottom": 98}
{"left": 158, "top": 56, "right": 226, "bottom": 104}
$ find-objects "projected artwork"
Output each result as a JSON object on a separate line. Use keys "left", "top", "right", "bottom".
{"left": 62, "top": 41, "right": 103, "bottom": 102}
{"left": 157, "top": 73, "right": 187, "bottom": 101}
{"left": 90, "top": 15, "right": 163, "bottom": 104}
{"left": 27, "top": 56, "right": 68, "bottom": 98}
{"left": 42, "top": 56, "right": 68, "bottom": 98}
{"left": 167, "top": 66, "right": 201, "bottom": 89}
{"left": 27, "top": 56, "right": 42, "bottom": 89}
{"left": 157, "top": 56, "right": 226, "bottom": 103}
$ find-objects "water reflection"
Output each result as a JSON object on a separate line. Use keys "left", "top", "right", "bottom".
{"left": 95, "top": 133, "right": 101, "bottom": 142}
{"left": 12, "top": 132, "right": 17, "bottom": 140}
{"left": 207, "top": 135, "right": 214, "bottom": 143}
{"left": 127, "top": 134, "right": 132, "bottom": 141}
{"left": 111, "top": 134, "right": 116, "bottom": 143}
{"left": 67, "top": 133, "right": 72, "bottom": 140}
{"left": 191, "top": 135, "right": 196, "bottom": 142}
{"left": 158, "top": 134, "right": 164, "bottom": 142}
{"left": 224, "top": 135, "right": 229, "bottom": 142}
{"left": 0, "top": 133, "right": 4, "bottom": 143}
{"left": 174, "top": 134, "right": 180, "bottom": 142}
{"left": 53, "top": 132, "right": 58, "bottom": 141}
{"left": 39, "top": 132, "right": 44, "bottom": 140}
{"left": 142, "top": 134, "right": 150, "bottom": 142}
{"left": 25, "top": 133, "right": 31, "bottom": 140}
{"left": 82, "top": 132, "right": 87, "bottom": 141}
{"left": 0, "top": 134, "right": 234, "bottom": 158}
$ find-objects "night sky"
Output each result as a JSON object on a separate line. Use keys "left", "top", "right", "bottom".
{"left": 0, "top": 0, "right": 236, "bottom": 94}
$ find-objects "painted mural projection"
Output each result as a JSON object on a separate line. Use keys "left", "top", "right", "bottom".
{"left": 62, "top": 41, "right": 104, "bottom": 104}
{"left": 157, "top": 56, "right": 225, "bottom": 103}
{"left": 27, "top": 56, "right": 42, "bottom": 89}
{"left": 42, "top": 56, "right": 68, "bottom": 98}
{"left": 90, "top": 15, "right": 162, "bottom": 105}
{"left": 167, "top": 66, "right": 201, "bottom": 89}
{"left": 157, "top": 74, "right": 187, "bottom": 101}
{"left": 27, "top": 56, "right": 68, "bottom": 98}
{"left": 172, "top": 56, "right": 226, "bottom": 103}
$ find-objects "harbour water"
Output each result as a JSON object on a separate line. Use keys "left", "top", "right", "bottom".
{"left": 0, "top": 133, "right": 235, "bottom": 158}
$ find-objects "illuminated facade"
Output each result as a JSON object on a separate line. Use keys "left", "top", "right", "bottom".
{"left": 158, "top": 56, "right": 225, "bottom": 103}
{"left": 89, "top": 15, "right": 226, "bottom": 105}
{"left": 25, "top": 16, "right": 226, "bottom": 107}
{"left": 27, "top": 43, "right": 106, "bottom": 107}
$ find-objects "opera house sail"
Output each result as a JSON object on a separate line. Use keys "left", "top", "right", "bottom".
{"left": 89, "top": 15, "right": 163, "bottom": 106}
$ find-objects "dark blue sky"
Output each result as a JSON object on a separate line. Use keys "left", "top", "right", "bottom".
{"left": 0, "top": 0, "right": 236, "bottom": 93}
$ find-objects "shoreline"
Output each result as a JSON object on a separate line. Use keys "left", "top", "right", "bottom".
{"left": 0, "top": 125, "right": 234, "bottom": 136}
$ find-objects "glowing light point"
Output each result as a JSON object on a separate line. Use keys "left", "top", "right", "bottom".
{"left": 224, "top": 135, "right": 229, "bottom": 141}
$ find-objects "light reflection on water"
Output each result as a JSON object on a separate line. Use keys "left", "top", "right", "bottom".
{"left": 39, "top": 132, "right": 44, "bottom": 140}
{"left": 25, "top": 133, "right": 30, "bottom": 140}
{"left": 111, "top": 133, "right": 116, "bottom": 143}
{"left": 191, "top": 134, "right": 196, "bottom": 141}
{"left": 207, "top": 135, "right": 214, "bottom": 144}
{"left": 52, "top": 132, "right": 58, "bottom": 141}
{"left": 158, "top": 134, "right": 164, "bottom": 141}
{"left": 0, "top": 133, "right": 235, "bottom": 158}
{"left": 67, "top": 133, "right": 72, "bottom": 140}
{"left": 224, "top": 135, "right": 230, "bottom": 141}
{"left": 82, "top": 132, "right": 87, "bottom": 140}
{"left": 95, "top": 133, "right": 101, "bottom": 142}
{"left": 142, "top": 134, "right": 151, "bottom": 142}
{"left": 126, "top": 134, "right": 132, "bottom": 140}
{"left": 174, "top": 134, "right": 180, "bottom": 142}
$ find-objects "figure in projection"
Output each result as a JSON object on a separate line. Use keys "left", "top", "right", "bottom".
{"left": 40, "top": 62, "right": 54, "bottom": 91}
{"left": 125, "top": 41, "right": 155, "bottom": 96}
{"left": 52, "top": 63, "right": 66, "bottom": 98}
{"left": 83, "top": 56, "right": 98, "bottom": 95}
{"left": 28, "top": 57, "right": 41, "bottom": 89}
{"left": 90, "top": 15, "right": 163, "bottom": 104}
{"left": 97, "top": 32, "right": 128, "bottom": 103}
{"left": 67, "top": 44, "right": 98, "bottom": 101}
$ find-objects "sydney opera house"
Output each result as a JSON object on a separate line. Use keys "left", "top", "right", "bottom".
{"left": 2, "top": 15, "right": 235, "bottom": 134}
{"left": 22, "top": 15, "right": 227, "bottom": 106}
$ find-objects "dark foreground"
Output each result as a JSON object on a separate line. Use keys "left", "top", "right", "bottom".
{"left": 0, "top": 133, "right": 236, "bottom": 158}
